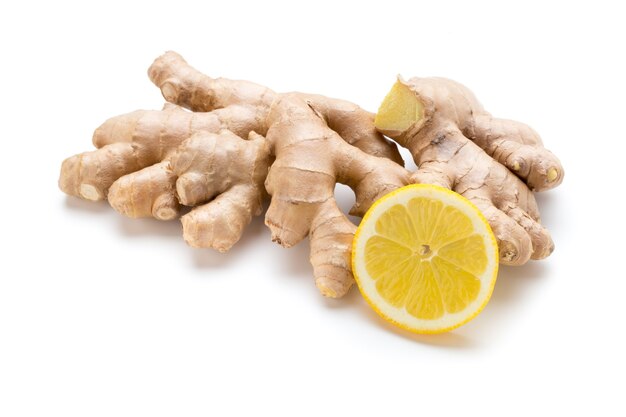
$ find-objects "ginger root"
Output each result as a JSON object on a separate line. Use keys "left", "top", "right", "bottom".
{"left": 60, "top": 52, "right": 409, "bottom": 297}
{"left": 375, "top": 77, "right": 563, "bottom": 263}
{"left": 59, "top": 52, "right": 562, "bottom": 298}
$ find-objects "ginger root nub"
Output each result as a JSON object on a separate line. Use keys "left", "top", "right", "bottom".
{"left": 374, "top": 80, "right": 424, "bottom": 136}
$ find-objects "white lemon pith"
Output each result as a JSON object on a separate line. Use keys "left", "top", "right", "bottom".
{"left": 352, "top": 184, "right": 499, "bottom": 333}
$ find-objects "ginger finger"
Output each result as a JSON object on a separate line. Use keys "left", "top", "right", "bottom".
{"left": 375, "top": 81, "right": 557, "bottom": 264}
{"left": 108, "top": 161, "right": 179, "bottom": 220}
{"left": 375, "top": 77, "right": 564, "bottom": 191}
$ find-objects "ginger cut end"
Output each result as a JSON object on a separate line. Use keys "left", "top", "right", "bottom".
{"left": 374, "top": 80, "right": 424, "bottom": 137}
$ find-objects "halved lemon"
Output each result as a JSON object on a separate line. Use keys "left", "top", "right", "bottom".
{"left": 352, "top": 184, "right": 499, "bottom": 333}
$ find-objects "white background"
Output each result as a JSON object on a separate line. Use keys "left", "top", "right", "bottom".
{"left": 1, "top": 1, "right": 624, "bottom": 416}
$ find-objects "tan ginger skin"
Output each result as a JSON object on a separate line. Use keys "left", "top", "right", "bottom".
{"left": 59, "top": 52, "right": 563, "bottom": 298}
{"left": 375, "top": 78, "right": 563, "bottom": 264}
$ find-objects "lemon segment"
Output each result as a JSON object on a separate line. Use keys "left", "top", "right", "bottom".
{"left": 352, "top": 184, "right": 498, "bottom": 333}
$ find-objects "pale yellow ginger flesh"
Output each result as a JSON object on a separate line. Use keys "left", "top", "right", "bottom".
{"left": 374, "top": 81, "right": 424, "bottom": 135}
{"left": 59, "top": 52, "right": 563, "bottom": 298}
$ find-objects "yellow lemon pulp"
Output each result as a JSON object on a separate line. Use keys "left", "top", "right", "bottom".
{"left": 352, "top": 184, "right": 498, "bottom": 333}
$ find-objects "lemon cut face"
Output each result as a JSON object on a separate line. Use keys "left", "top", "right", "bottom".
{"left": 352, "top": 184, "right": 499, "bottom": 333}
